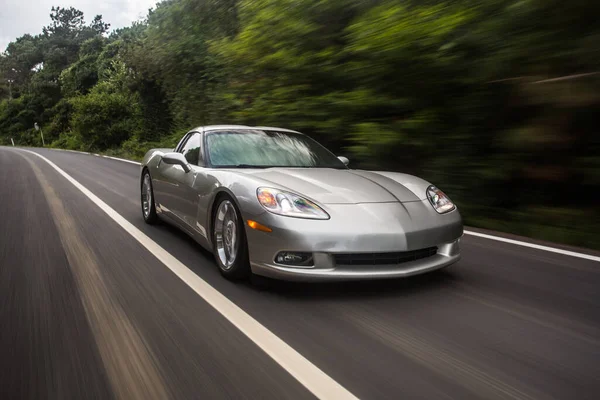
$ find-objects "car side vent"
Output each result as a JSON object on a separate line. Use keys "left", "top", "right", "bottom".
{"left": 333, "top": 247, "right": 438, "bottom": 266}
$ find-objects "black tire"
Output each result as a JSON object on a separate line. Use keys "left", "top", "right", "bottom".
{"left": 212, "top": 196, "right": 251, "bottom": 281}
{"left": 141, "top": 169, "right": 159, "bottom": 224}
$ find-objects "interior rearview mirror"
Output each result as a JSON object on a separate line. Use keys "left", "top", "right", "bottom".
{"left": 338, "top": 156, "right": 350, "bottom": 166}
{"left": 162, "top": 152, "right": 191, "bottom": 173}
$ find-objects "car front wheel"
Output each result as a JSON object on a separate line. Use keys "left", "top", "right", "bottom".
{"left": 141, "top": 170, "right": 159, "bottom": 224}
{"left": 212, "top": 197, "right": 250, "bottom": 280}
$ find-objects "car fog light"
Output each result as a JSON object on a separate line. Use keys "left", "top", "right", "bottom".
{"left": 275, "top": 252, "right": 313, "bottom": 267}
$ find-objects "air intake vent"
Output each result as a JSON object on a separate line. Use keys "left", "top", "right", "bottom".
{"left": 333, "top": 247, "right": 438, "bottom": 266}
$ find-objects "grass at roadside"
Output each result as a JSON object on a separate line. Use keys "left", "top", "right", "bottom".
{"left": 464, "top": 211, "right": 599, "bottom": 251}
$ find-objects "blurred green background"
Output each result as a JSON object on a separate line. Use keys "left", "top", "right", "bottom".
{"left": 1, "top": 0, "right": 598, "bottom": 249}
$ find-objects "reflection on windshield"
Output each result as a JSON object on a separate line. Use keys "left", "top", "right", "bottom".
{"left": 206, "top": 130, "right": 346, "bottom": 169}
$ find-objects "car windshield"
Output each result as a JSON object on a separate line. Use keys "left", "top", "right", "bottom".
{"left": 205, "top": 130, "right": 347, "bottom": 169}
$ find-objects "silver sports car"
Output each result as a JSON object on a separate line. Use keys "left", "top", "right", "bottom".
{"left": 140, "top": 125, "right": 463, "bottom": 281}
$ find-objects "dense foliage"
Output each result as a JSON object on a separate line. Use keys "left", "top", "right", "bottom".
{"left": 1, "top": 1, "right": 599, "bottom": 248}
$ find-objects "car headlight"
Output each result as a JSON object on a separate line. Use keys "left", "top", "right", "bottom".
{"left": 427, "top": 185, "right": 455, "bottom": 214}
{"left": 256, "top": 187, "right": 329, "bottom": 220}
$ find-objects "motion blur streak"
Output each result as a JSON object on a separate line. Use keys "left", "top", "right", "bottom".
{"left": 17, "top": 148, "right": 358, "bottom": 400}
{"left": 343, "top": 308, "right": 538, "bottom": 400}
{"left": 453, "top": 284, "right": 600, "bottom": 347}
{"left": 13, "top": 150, "right": 171, "bottom": 400}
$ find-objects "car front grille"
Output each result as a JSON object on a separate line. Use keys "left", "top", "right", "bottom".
{"left": 333, "top": 247, "right": 438, "bottom": 266}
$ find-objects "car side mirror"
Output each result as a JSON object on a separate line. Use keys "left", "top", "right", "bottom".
{"left": 162, "top": 152, "right": 191, "bottom": 173}
{"left": 338, "top": 156, "right": 350, "bottom": 166}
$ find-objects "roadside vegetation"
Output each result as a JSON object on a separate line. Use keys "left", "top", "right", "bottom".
{"left": 1, "top": 1, "right": 598, "bottom": 249}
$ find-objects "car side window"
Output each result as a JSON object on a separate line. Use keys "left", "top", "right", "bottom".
{"left": 180, "top": 132, "right": 202, "bottom": 166}
{"left": 175, "top": 133, "right": 191, "bottom": 153}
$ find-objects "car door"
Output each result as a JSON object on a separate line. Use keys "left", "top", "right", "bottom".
{"left": 153, "top": 132, "right": 189, "bottom": 219}
{"left": 158, "top": 131, "right": 204, "bottom": 233}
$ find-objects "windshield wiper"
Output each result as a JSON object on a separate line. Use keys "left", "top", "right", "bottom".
{"left": 215, "top": 164, "right": 347, "bottom": 169}
{"left": 215, "top": 164, "right": 272, "bottom": 169}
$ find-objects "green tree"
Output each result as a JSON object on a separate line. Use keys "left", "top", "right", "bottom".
{"left": 132, "top": 0, "right": 239, "bottom": 127}
{"left": 60, "top": 36, "right": 106, "bottom": 97}
{"left": 69, "top": 60, "right": 141, "bottom": 150}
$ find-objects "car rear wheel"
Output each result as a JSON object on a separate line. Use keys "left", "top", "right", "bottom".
{"left": 141, "top": 170, "right": 159, "bottom": 224}
{"left": 212, "top": 197, "right": 250, "bottom": 280}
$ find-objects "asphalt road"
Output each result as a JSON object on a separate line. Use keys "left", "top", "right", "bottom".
{"left": 1, "top": 147, "right": 599, "bottom": 400}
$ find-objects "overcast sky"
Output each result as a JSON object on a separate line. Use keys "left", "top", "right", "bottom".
{"left": 0, "top": 0, "right": 159, "bottom": 52}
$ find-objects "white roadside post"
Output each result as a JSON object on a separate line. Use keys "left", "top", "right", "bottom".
{"left": 34, "top": 122, "right": 45, "bottom": 147}
{"left": 11, "top": 138, "right": 15, "bottom": 146}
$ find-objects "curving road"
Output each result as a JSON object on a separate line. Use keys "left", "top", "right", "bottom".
{"left": 1, "top": 146, "right": 599, "bottom": 400}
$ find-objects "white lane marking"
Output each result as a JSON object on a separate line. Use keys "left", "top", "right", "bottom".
{"left": 61, "top": 149, "right": 91, "bottom": 155}
{"left": 49, "top": 148, "right": 141, "bottom": 165}
{"left": 464, "top": 230, "right": 600, "bottom": 262}
{"left": 101, "top": 155, "right": 141, "bottom": 165}
{"left": 19, "top": 148, "right": 358, "bottom": 400}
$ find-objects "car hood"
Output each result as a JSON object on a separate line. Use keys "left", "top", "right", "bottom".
{"left": 238, "top": 168, "right": 425, "bottom": 204}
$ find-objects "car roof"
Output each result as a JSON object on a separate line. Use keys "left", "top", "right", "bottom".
{"left": 192, "top": 125, "right": 301, "bottom": 134}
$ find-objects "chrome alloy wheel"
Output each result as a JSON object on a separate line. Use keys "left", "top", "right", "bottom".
{"left": 142, "top": 173, "right": 152, "bottom": 218}
{"left": 214, "top": 200, "right": 239, "bottom": 269}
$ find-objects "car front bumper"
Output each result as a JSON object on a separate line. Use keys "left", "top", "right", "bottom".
{"left": 251, "top": 239, "right": 460, "bottom": 281}
{"left": 243, "top": 201, "right": 463, "bottom": 281}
